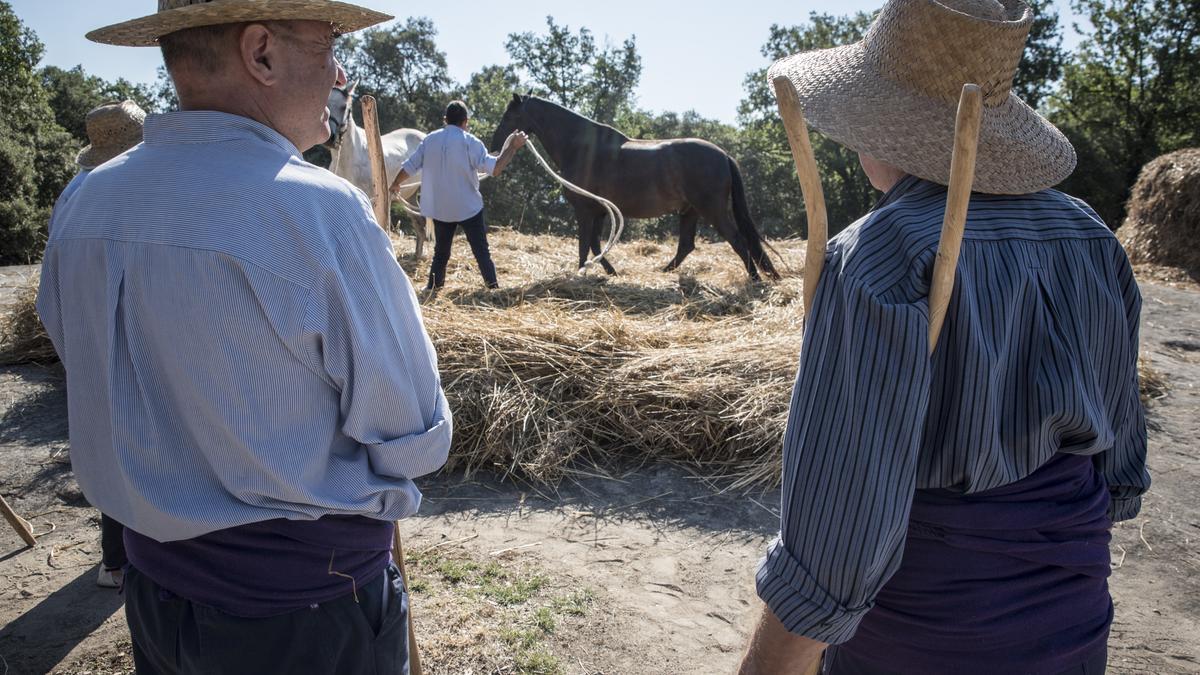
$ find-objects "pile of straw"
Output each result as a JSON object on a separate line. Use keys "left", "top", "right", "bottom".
{"left": 417, "top": 232, "right": 806, "bottom": 487}
{"left": 1119, "top": 148, "right": 1200, "bottom": 281}
{"left": 0, "top": 272, "right": 55, "bottom": 366}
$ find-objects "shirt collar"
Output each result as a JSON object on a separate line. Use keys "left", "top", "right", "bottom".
{"left": 143, "top": 111, "right": 302, "bottom": 158}
{"left": 872, "top": 174, "right": 926, "bottom": 211}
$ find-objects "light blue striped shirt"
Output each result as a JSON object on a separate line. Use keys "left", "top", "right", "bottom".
{"left": 37, "top": 111, "right": 451, "bottom": 542}
{"left": 401, "top": 124, "right": 497, "bottom": 223}
{"left": 757, "top": 176, "right": 1149, "bottom": 643}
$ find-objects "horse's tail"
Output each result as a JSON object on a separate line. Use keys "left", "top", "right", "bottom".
{"left": 728, "top": 158, "right": 781, "bottom": 280}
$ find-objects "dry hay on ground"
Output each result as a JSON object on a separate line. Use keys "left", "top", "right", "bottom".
{"left": 0, "top": 272, "right": 55, "bottom": 365}
{"left": 414, "top": 231, "right": 808, "bottom": 489}
{"left": 1118, "top": 148, "right": 1200, "bottom": 282}
{"left": 1, "top": 231, "right": 1171, "bottom": 488}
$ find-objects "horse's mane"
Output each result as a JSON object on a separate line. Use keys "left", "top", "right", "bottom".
{"left": 526, "top": 96, "right": 630, "bottom": 144}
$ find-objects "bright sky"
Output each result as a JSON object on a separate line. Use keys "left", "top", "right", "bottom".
{"left": 12, "top": 0, "right": 1085, "bottom": 124}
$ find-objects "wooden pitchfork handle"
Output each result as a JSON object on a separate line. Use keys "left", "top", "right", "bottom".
{"left": 771, "top": 77, "right": 828, "bottom": 319}
{"left": 928, "top": 84, "right": 983, "bottom": 354}
{"left": 362, "top": 94, "right": 424, "bottom": 675}
{"left": 1, "top": 493, "right": 37, "bottom": 548}
{"left": 392, "top": 525, "right": 423, "bottom": 675}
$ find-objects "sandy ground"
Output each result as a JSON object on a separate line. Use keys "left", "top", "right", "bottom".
{"left": 0, "top": 261, "right": 1198, "bottom": 674}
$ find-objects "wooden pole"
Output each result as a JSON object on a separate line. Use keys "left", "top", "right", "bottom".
{"left": 393, "top": 526, "right": 424, "bottom": 675}
{"left": 1, "top": 493, "right": 37, "bottom": 548}
{"left": 361, "top": 94, "right": 424, "bottom": 675}
{"left": 772, "top": 76, "right": 828, "bottom": 319}
{"left": 928, "top": 84, "right": 984, "bottom": 355}
{"left": 359, "top": 95, "right": 392, "bottom": 233}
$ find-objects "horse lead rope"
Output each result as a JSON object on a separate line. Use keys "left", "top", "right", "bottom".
{"left": 523, "top": 141, "right": 626, "bottom": 273}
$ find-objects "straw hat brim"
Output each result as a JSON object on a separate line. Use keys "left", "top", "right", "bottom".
{"left": 86, "top": 1, "right": 392, "bottom": 47}
{"left": 769, "top": 43, "right": 1076, "bottom": 195}
{"left": 76, "top": 144, "right": 126, "bottom": 170}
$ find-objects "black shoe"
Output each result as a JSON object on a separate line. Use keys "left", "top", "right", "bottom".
{"left": 486, "top": 282, "right": 500, "bottom": 290}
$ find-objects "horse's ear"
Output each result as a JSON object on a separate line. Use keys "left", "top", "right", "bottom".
{"left": 347, "top": 80, "right": 358, "bottom": 96}
{"left": 511, "top": 92, "right": 522, "bottom": 103}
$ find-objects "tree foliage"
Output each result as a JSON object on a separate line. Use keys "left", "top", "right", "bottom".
{"left": 0, "top": 1, "right": 78, "bottom": 264}
{"left": 1050, "top": 0, "right": 1200, "bottom": 227}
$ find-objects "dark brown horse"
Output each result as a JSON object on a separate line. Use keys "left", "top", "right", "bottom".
{"left": 491, "top": 94, "right": 779, "bottom": 281}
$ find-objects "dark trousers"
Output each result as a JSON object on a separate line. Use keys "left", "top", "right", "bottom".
{"left": 100, "top": 513, "right": 127, "bottom": 570}
{"left": 124, "top": 564, "right": 409, "bottom": 675}
{"left": 427, "top": 209, "right": 497, "bottom": 288}
{"left": 824, "top": 644, "right": 1108, "bottom": 674}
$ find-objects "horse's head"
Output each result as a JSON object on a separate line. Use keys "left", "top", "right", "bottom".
{"left": 324, "top": 81, "right": 357, "bottom": 150}
{"left": 491, "top": 93, "right": 535, "bottom": 152}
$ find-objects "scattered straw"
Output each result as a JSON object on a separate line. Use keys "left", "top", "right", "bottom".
{"left": 0, "top": 273, "right": 55, "bottom": 366}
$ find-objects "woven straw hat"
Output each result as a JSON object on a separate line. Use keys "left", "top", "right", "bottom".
{"left": 77, "top": 100, "right": 147, "bottom": 169}
{"left": 769, "top": 0, "right": 1075, "bottom": 194}
{"left": 87, "top": 0, "right": 392, "bottom": 47}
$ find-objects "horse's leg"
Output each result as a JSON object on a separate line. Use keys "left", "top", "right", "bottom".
{"left": 576, "top": 209, "right": 595, "bottom": 272}
{"left": 711, "top": 209, "right": 761, "bottom": 282}
{"left": 663, "top": 207, "right": 699, "bottom": 273}
{"left": 589, "top": 212, "right": 617, "bottom": 275}
{"left": 409, "top": 212, "right": 426, "bottom": 259}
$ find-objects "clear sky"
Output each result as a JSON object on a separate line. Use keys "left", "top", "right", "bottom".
{"left": 12, "top": 0, "right": 1085, "bottom": 124}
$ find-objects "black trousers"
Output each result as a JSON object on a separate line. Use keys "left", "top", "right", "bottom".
{"left": 124, "top": 564, "right": 409, "bottom": 675}
{"left": 427, "top": 209, "right": 497, "bottom": 288}
{"left": 823, "top": 643, "right": 1108, "bottom": 674}
{"left": 101, "top": 513, "right": 127, "bottom": 570}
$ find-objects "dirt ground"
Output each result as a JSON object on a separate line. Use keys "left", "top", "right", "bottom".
{"left": 1, "top": 257, "right": 1198, "bottom": 674}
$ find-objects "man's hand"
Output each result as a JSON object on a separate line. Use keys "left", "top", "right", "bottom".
{"left": 389, "top": 168, "right": 411, "bottom": 198}
{"left": 493, "top": 131, "right": 528, "bottom": 176}
{"left": 737, "top": 604, "right": 826, "bottom": 675}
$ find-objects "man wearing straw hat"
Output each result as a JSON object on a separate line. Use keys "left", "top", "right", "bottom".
{"left": 55, "top": 99, "right": 148, "bottom": 589}
{"left": 737, "top": 0, "right": 1148, "bottom": 673}
{"left": 38, "top": 2, "right": 450, "bottom": 673}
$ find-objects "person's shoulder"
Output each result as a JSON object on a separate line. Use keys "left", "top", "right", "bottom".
{"left": 830, "top": 179, "right": 945, "bottom": 293}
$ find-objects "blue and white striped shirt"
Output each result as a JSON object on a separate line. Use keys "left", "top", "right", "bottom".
{"left": 757, "top": 176, "right": 1149, "bottom": 644}
{"left": 37, "top": 111, "right": 451, "bottom": 542}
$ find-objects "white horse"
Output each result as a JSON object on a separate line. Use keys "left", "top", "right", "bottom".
{"left": 325, "top": 82, "right": 432, "bottom": 258}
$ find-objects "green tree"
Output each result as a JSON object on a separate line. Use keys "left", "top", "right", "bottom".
{"left": 1012, "top": 0, "right": 1067, "bottom": 109}
{"left": 1050, "top": 0, "right": 1200, "bottom": 227}
{"left": 0, "top": 1, "right": 78, "bottom": 264}
{"left": 41, "top": 65, "right": 157, "bottom": 141}
{"left": 738, "top": 14, "right": 875, "bottom": 239}
{"left": 339, "top": 18, "right": 452, "bottom": 133}
{"left": 505, "top": 16, "right": 642, "bottom": 124}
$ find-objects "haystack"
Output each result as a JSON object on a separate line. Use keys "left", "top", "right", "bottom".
{"left": 1118, "top": 148, "right": 1200, "bottom": 279}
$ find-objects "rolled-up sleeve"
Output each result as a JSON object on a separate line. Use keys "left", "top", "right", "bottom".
{"left": 469, "top": 135, "right": 499, "bottom": 176}
{"left": 756, "top": 265, "right": 932, "bottom": 644}
{"left": 400, "top": 139, "right": 425, "bottom": 175}
{"left": 1095, "top": 252, "right": 1149, "bottom": 521}
{"left": 303, "top": 202, "right": 451, "bottom": 480}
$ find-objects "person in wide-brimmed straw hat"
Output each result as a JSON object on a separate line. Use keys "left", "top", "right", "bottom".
{"left": 76, "top": 100, "right": 147, "bottom": 170}
{"left": 39, "top": 3, "right": 453, "bottom": 674}
{"left": 737, "top": 0, "right": 1148, "bottom": 673}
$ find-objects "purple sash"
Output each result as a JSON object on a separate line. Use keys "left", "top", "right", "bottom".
{"left": 831, "top": 453, "right": 1112, "bottom": 674}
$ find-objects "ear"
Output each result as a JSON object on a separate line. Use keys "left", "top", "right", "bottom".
{"left": 512, "top": 92, "right": 522, "bottom": 103}
{"left": 347, "top": 80, "right": 358, "bottom": 96}
{"left": 239, "top": 23, "right": 278, "bottom": 87}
